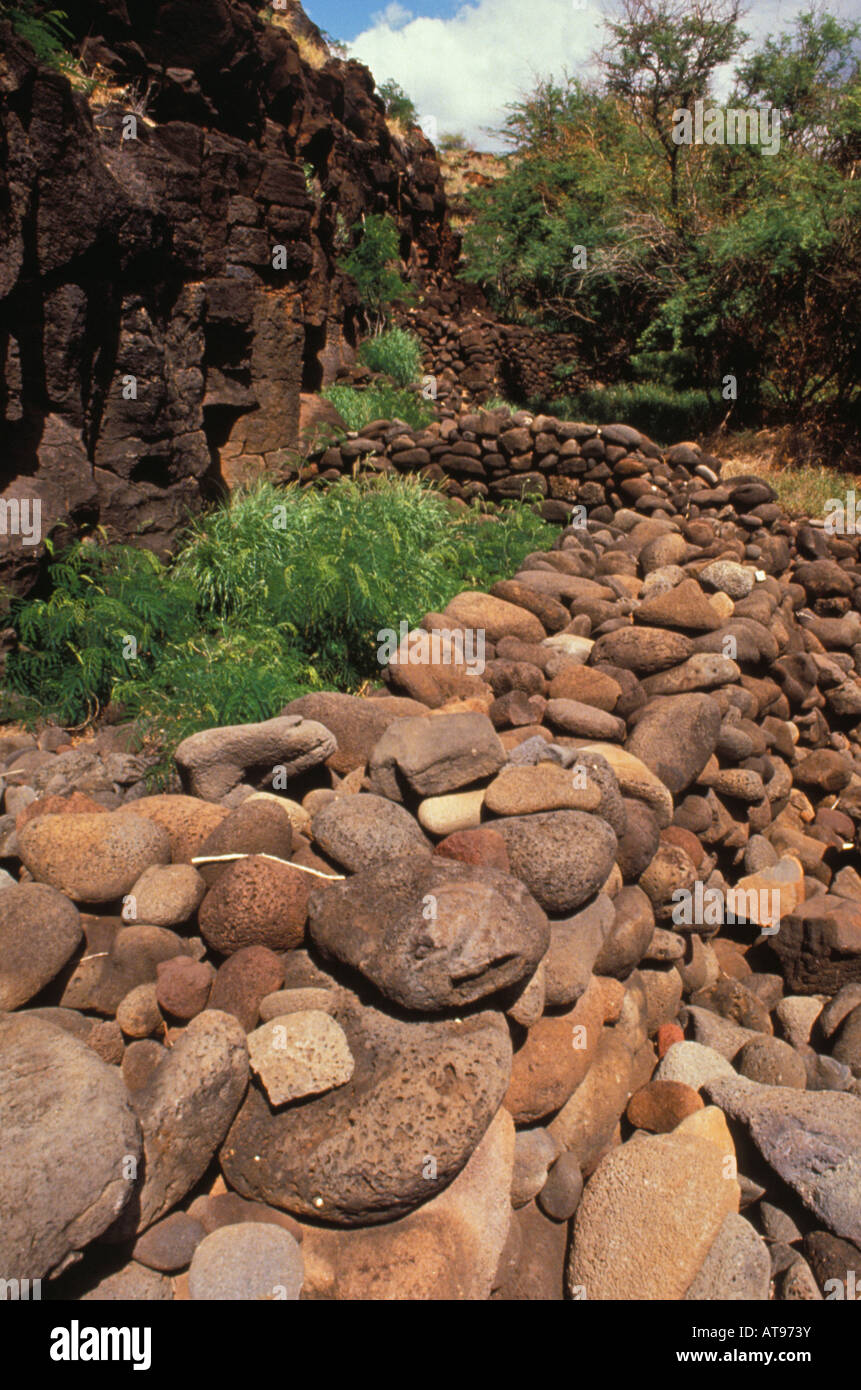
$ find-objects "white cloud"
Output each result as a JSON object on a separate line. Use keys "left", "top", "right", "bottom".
{"left": 370, "top": 2, "right": 414, "bottom": 29}
{"left": 349, "top": 0, "right": 605, "bottom": 150}
{"left": 349, "top": 0, "right": 834, "bottom": 151}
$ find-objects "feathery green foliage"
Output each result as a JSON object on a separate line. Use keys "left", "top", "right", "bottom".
{"left": 357, "top": 327, "right": 424, "bottom": 386}
{"left": 4, "top": 542, "right": 197, "bottom": 725}
{"left": 1, "top": 1, "right": 75, "bottom": 70}
{"left": 5, "top": 479, "right": 555, "bottom": 775}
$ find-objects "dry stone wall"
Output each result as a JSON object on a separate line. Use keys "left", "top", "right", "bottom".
{"left": 2, "top": 425, "right": 861, "bottom": 1300}
{"left": 400, "top": 303, "right": 586, "bottom": 409}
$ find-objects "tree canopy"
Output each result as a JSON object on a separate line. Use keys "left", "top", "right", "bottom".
{"left": 461, "top": 2, "right": 861, "bottom": 430}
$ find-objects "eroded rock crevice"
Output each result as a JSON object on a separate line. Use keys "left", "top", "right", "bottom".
{"left": 0, "top": 0, "right": 455, "bottom": 593}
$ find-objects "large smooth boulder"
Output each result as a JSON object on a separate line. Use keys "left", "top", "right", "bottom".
{"left": 309, "top": 855, "right": 548, "bottom": 1011}
{"left": 221, "top": 989, "right": 512, "bottom": 1226}
{"left": 18, "top": 812, "right": 170, "bottom": 903}
{"left": 0, "top": 1014, "right": 142, "bottom": 1278}
{"left": 625, "top": 693, "right": 722, "bottom": 796}
{"left": 0, "top": 883, "right": 82, "bottom": 1009}
{"left": 493, "top": 810, "right": 617, "bottom": 914}
{"left": 293, "top": 1107, "right": 515, "bottom": 1300}
{"left": 368, "top": 712, "right": 505, "bottom": 802}
{"left": 280, "top": 692, "right": 426, "bottom": 774}
{"left": 312, "top": 793, "right": 430, "bottom": 870}
{"left": 568, "top": 1129, "right": 740, "bottom": 1299}
{"left": 704, "top": 1077, "right": 861, "bottom": 1244}
{"left": 124, "top": 1010, "right": 249, "bottom": 1233}
{"left": 175, "top": 716, "right": 336, "bottom": 801}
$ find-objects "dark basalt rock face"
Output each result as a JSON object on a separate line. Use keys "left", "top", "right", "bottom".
{"left": 0, "top": 0, "right": 456, "bottom": 595}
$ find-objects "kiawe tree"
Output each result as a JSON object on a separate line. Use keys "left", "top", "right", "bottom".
{"left": 378, "top": 78, "right": 420, "bottom": 128}
{"left": 461, "top": 2, "right": 861, "bottom": 446}
{"left": 601, "top": 0, "right": 746, "bottom": 223}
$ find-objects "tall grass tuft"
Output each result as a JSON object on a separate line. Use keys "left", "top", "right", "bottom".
{"left": 322, "top": 382, "right": 434, "bottom": 432}
{"left": 358, "top": 327, "right": 424, "bottom": 387}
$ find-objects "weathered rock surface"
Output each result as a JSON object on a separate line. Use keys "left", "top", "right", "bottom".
{"left": 309, "top": 855, "right": 548, "bottom": 1011}
{"left": 0, "top": 1014, "right": 142, "bottom": 1278}
{"left": 221, "top": 990, "right": 512, "bottom": 1225}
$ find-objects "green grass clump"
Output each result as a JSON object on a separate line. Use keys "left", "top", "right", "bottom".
{"left": 357, "top": 328, "right": 424, "bottom": 387}
{"left": 323, "top": 382, "right": 434, "bottom": 432}
{"left": 4, "top": 478, "right": 555, "bottom": 776}
{"left": 765, "top": 466, "right": 856, "bottom": 520}
{"left": 537, "top": 382, "right": 721, "bottom": 445}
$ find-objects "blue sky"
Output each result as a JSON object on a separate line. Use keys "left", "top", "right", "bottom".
{"left": 305, "top": 1, "right": 464, "bottom": 41}
{"left": 302, "top": 0, "right": 861, "bottom": 149}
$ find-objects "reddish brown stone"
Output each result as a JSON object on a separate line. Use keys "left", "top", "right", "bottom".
{"left": 207, "top": 945, "right": 285, "bottom": 1032}
{"left": 504, "top": 977, "right": 604, "bottom": 1124}
{"left": 657, "top": 1022, "right": 684, "bottom": 1058}
{"left": 199, "top": 855, "right": 310, "bottom": 954}
{"left": 156, "top": 957, "right": 213, "bottom": 1020}
{"left": 660, "top": 825, "right": 705, "bottom": 867}
{"left": 626, "top": 1080, "right": 704, "bottom": 1133}
{"left": 16, "top": 791, "right": 108, "bottom": 833}
{"left": 433, "top": 827, "right": 510, "bottom": 872}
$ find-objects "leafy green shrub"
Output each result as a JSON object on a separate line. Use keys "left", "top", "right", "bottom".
{"left": 449, "top": 497, "right": 554, "bottom": 593}
{"left": 339, "top": 214, "right": 415, "bottom": 329}
{"left": 4, "top": 479, "right": 555, "bottom": 774}
{"left": 461, "top": 9, "right": 861, "bottom": 435}
{"left": 357, "top": 328, "right": 423, "bottom": 387}
{"left": 322, "top": 382, "right": 434, "bottom": 432}
{"left": 378, "top": 78, "right": 419, "bottom": 126}
{"left": 177, "top": 477, "right": 554, "bottom": 686}
{"left": 171, "top": 482, "right": 300, "bottom": 621}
